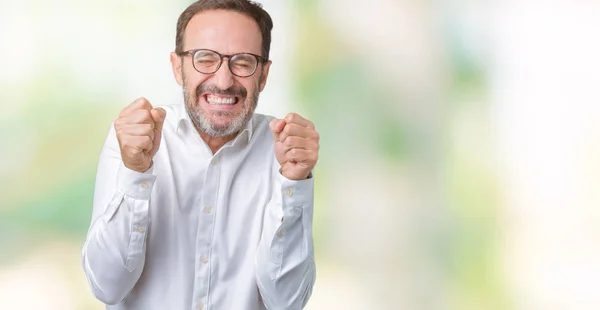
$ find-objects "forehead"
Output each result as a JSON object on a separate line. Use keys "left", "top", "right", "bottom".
{"left": 184, "top": 10, "right": 263, "bottom": 55}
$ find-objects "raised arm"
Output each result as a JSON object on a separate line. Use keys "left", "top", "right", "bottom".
{"left": 255, "top": 114, "right": 319, "bottom": 309}
{"left": 81, "top": 98, "right": 165, "bottom": 305}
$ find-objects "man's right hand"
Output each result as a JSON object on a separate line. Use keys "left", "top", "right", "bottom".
{"left": 114, "top": 97, "right": 167, "bottom": 173}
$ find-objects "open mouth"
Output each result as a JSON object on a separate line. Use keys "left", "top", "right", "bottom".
{"left": 204, "top": 94, "right": 240, "bottom": 106}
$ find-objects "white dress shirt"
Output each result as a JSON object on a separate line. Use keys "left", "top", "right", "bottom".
{"left": 81, "top": 103, "right": 316, "bottom": 310}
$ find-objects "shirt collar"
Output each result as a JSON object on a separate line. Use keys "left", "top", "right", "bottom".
{"left": 174, "top": 103, "right": 254, "bottom": 144}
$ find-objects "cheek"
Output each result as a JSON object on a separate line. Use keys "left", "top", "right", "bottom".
{"left": 183, "top": 74, "right": 206, "bottom": 92}
{"left": 239, "top": 78, "right": 259, "bottom": 95}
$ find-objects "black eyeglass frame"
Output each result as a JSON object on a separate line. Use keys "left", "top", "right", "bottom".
{"left": 177, "top": 48, "right": 266, "bottom": 77}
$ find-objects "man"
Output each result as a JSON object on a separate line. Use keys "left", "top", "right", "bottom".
{"left": 81, "top": 1, "right": 318, "bottom": 309}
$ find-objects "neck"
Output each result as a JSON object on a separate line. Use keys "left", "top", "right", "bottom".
{"left": 198, "top": 130, "right": 238, "bottom": 154}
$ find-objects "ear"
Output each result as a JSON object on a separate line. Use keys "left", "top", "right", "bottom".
{"left": 170, "top": 52, "right": 184, "bottom": 86}
{"left": 258, "top": 60, "right": 272, "bottom": 92}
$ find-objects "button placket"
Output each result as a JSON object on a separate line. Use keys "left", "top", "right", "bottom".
{"left": 194, "top": 155, "right": 221, "bottom": 309}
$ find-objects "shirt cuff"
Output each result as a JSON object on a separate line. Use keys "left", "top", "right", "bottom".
{"left": 278, "top": 172, "right": 314, "bottom": 209}
{"left": 117, "top": 162, "right": 157, "bottom": 199}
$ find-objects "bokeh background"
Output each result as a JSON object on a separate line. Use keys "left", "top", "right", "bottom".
{"left": 1, "top": 0, "right": 600, "bottom": 309}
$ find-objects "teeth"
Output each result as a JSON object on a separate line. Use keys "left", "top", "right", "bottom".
{"left": 207, "top": 95, "right": 236, "bottom": 105}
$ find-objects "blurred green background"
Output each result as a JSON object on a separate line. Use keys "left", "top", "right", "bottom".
{"left": 1, "top": 1, "right": 600, "bottom": 309}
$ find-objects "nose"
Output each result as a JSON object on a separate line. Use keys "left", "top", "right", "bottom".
{"left": 213, "top": 58, "right": 235, "bottom": 90}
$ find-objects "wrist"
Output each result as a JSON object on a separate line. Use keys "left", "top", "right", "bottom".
{"left": 125, "top": 160, "right": 153, "bottom": 173}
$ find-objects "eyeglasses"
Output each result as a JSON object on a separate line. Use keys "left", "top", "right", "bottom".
{"left": 177, "top": 48, "right": 265, "bottom": 77}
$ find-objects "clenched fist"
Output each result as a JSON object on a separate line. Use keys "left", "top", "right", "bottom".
{"left": 114, "top": 97, "right": 166, "bottom": 173}
{"left": 270, "top": 113, "right": 320, "bottom": 180}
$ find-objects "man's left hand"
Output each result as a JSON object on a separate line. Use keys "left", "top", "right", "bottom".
{"left": 270, "top": 113, "right": 319, "bottom": 180}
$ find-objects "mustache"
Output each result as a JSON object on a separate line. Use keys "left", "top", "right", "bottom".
{"left": 196, "top": 84, "right": 247, "bottom": 98}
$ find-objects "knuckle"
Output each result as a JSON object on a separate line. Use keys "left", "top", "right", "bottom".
{"left": 285, "top": 113, "right": 297, "bottom": 122}
{"left": 119, "top": 135, "right": 129, "bottom": 146}
{"left": 128, "top": 143, "right": 140, "bottom": 153}
{"left": 284, "top": 136, "right": 294, "bottom": 147}
{"left": 133, "top": 110, "right": 153, "bottom": 126}
{"left": 270, "top": 119, "right": 278, "bottom": 129}
{"left": 129, "top": 147, "right": 142, "bottom": 155}
{"left": 136, "top": 97, "right": 151, "bottom": 108}
{"left": 114, "top": 118, "right": 124, "bottom": 129}
{"left": 118, "top": 108, "right": 128, "bottom": 118}
{"left": 125, "top": 144, "right": 138, "bottom": 155}
{"left": 143, "top": 123, "right": 154, "bottom": 134}
{"left": 311, "top": 141, "right": 319, "bottom": 151}
{"left": 140, "top": 109, "right": 153, "bottom": 121}
{"left": 116, "top": 133, "right": 125, "bottom": 145}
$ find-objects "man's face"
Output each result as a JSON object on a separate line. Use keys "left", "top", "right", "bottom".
{"left": 171, "top": 10, "right": 271, "bottom": 137}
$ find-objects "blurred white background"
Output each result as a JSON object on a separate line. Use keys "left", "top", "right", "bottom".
{"left": 1, "top": 0, "right": 599, "bottom": 309}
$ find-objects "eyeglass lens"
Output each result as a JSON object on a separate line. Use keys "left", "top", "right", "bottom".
{"left": 193, "top": 50, "right": 258, "bottom": 77}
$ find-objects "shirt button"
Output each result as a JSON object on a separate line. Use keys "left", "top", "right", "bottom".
{"left": 276, "top": 231, "right": 283, "bottom": 237}
{"left": 140, "top": 181, "right": 149, "bottom": 189}
{"left": 136, "top": 226, "right": 145, "bottom": 233}
{"left": 204, "top": 206, "right": 213, "bottom": 214}
{"left": 285, "top": 188, "right": 293, "bottom": 196}
{"left": 211, "top": 157, "right": 218, "bottom": 165}
{"left": 201, "top": 256, "right": 208, "bottom": 264}
{"left": 197, "top": 304, "right": 204, "bottom": 310}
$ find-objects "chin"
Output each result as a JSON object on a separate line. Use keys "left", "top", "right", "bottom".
{"left": 209, "top": 119, "right": 234, "bottom": 130}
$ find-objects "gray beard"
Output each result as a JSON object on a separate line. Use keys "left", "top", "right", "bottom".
{"left": 183, "top": 82, "right": 259, "bottom": 138}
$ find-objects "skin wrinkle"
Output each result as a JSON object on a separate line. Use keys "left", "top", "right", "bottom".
{"left": 170, "top": 10, "right": 270, "bottom": 153}
{"left": 182, "top": 73, "right": 258, "bottom": 138}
